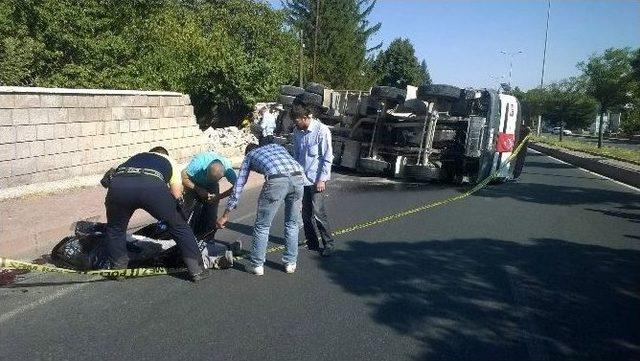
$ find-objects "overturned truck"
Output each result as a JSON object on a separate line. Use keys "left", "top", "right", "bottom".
{"left": 278, "top": 83, "right": 528, "bottom": 184}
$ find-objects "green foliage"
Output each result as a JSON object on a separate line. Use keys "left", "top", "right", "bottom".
{"left": 372, "top": 38, "right": 429, "bottom": 88}
{"left": 533, "top": 135, "right": 640, "bottom": 165}
{"left": 578, "top": 47, "right": 635, "bottom": 112}
{"left": 0, "top": 0, "right": 298, "bottom": 128}
{"left": 621, "top": 104, "right": 640, "bottom": 134}
{"left": 517, "top": 80, "right": 598, "bottom": 130}
{"left": 282, "top": 0, "right": 380, "bottom": 89}
{"left": 420, "top": 60, "right": 432, "bottom": 86}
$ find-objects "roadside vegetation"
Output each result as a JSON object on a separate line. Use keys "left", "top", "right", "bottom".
{"left": 0, "top": 0, "right": 430, "bottom": 129}
{"left": 532, "top": 135, "right": 640, "bottom": 165}
{"left": 514, "top": 48, "right": 640, "bottom": 136}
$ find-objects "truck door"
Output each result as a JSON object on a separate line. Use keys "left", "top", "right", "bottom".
{"left": 493, "top": 94, "right": 519, "bottom": 177}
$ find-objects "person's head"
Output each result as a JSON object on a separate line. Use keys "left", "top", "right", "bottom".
{"left": 258, "top": 135, "right": 275, "bottom": 146}
{"left": 245, "top": 143, "right": 259, "bottom": 155}
{"left": 207, "top": 160, "right": 225, "bottom": 182}
{"left": 149, "top": 146, "right": 169, "bottom": 155}
{"left": 290, "top": 102, "right": 313, "bottom": 130}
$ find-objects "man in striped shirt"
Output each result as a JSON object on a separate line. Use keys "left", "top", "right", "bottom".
{"left": 216, "top": 141, "right": 304, "bottom": 276}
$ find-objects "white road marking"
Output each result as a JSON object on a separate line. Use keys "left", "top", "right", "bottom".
{"left": 528, "top": 148, "right": 640, "bottom": 193}
{"left": 0, "top": 280, "right": 95, "bottom": 325}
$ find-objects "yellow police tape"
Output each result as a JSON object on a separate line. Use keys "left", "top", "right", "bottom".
{"left": 1, "top": 135, "right": 530, "bottom": 278}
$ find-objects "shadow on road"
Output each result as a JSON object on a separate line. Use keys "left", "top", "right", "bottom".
{"left": 224, "top": 221, "right": 285, "bottom": 245}
{"left": 478, "top": 181, "right": 640, "bottom": 209}
{"left": 320, "top": 238, "right": 640, "bottom": 361}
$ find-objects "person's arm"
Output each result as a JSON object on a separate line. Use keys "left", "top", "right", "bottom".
{"left": 161, "top": 156, "right": 183, "bottom": 199}
{"left": 292, "top": 129, "right": 300, "bottom": 160}
{"left": 181, "top": 168, "right": 210, "bottom": 200}
{"left": 315, "top": 127, "right": 334, "bottom": 192}
{"left": 216, "top": 157, "right": 251, "bottom": 229}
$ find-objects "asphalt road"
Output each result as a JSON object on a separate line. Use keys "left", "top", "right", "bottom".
{"left": 1, "top": 150, "right": 639, "bottom": 361}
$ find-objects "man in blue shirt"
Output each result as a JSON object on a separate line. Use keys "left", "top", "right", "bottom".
{"left": 216, "top": 141, "right": 304, "bottom": 276}
{"left": 181, "top": 152, "right": 237, "bottom": 238}
{"left": 291, "top": 102, "right": 336, "bottom": 257}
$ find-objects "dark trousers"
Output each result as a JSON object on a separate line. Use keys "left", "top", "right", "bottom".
{"left": 105, "top": 176, "right": 203, "bottom": 275}
{"left": 301, "top": 185, "right": 335, "bottom": 250}
{"left": 182, "top": 182, "right": 220, "bottom": 239}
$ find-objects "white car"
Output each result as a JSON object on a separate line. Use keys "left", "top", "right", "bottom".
{"left": 551, "top": 127, "right": 572, "bottom": 135}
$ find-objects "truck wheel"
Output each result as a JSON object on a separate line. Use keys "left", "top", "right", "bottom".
{"left": 357, "top": 157, "right": 389, "bottom": 174}
{"left": 279, "top": 95, "right": 296, "bottom": 106}
{"left": 404, "top": 164, "right": 441, "bottom": 181}
{"left": 417, "top": 84, "right": 462, "bottom": 101}
{"left": 359, "top": 99, "right": 383, "bottom": 116}
{"left": 370, "top": 86, "right": 406, "bottom": 105}
{"left": 280, "top": 85, "right": 305, "bottom": 96}
{"left": 294, "top": 92, "right": 323, "bottom": 107}
{"left": 305, "top": 82, "right": 327, "bottom": 96}
{"left": 395, "top": 99, "right": 429, "bottom": 115}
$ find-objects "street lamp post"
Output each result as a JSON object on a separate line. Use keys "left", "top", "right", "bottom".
{"left": 500, "top": 50, "right": 523, "bottom": 88}
{"left": 537, "top": 0, "right": 551, "bottom": 136}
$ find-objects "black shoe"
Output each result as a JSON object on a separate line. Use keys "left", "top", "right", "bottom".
{"left": 190, "top": 268, "right": 213, "bottom": 283}
{"left": 321, "top": 247, "right": 334, "bottom": 257}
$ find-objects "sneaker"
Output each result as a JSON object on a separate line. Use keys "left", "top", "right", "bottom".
{"left": 190, "top": 268, "right": 213, "bottom": 282}
{"left": 284, "top": 263, "right": 296, "bottom": 274}
{"left": 247, "top": 264, "right": 264, "bottom": 276}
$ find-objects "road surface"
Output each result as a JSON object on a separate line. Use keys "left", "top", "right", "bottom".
{"left": 1, "top": 150, "right": 639, "bottom": 361}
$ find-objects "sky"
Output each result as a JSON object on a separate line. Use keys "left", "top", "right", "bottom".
{"left": 268, "top": 0, "right": 640, "bottom": 90}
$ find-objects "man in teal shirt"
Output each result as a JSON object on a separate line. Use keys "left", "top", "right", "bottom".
{"left": 181, "top": 152, "right": 237, "bottom": 238}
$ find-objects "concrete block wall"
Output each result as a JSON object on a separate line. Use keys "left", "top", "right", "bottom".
{"left": 0, "top": 87, "right": 206, "bottom": 189}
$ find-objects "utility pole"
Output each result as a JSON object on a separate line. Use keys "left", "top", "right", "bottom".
{"left": 312, "top": 0, "right": 321, "bottom": 80}
{"left": 298, "top": 29, "right": 304, "bottom": 87}
{"left": 537, "top": 0, "right": 551, "bottom": 136}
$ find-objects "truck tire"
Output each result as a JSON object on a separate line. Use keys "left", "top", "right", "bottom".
{"left": 370, "top": 86, "right": 406, "bottom": 104}
{"left": 404, "top": 164, "right": 441, "bottom": 181}
{"left": 294, "top": 92, "right": 323, "bottom": 107}
{"left": 280, "top": 85, "right": 305, "bottom": 96}
{"left": 357, "top": 157, "right": 389, "bottom": 174}
{"left": 359, "top": 98, "right": 383, "bottom": 116}
{"left": 395, "top": 99, "right": 429, "bottom": 115}
{"left": 279, "top": 95, "right": 296, "bottom": 106}
{"left": 305, "top": 82, "right": 327, "bottom": 96}
{"left": 417, "top": 84, "right": 462, "bottom": 101}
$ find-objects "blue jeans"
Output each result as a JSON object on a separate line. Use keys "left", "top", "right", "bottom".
{"left": 250, "top": 174, "right": 304, "bottom": 267}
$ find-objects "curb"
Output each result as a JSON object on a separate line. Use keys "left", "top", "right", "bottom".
{"left": 529, "top": 142, "right": 640, "bottom": 188}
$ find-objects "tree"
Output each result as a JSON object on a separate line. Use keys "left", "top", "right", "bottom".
{"left": 0, "top": 0, "right": 298, "bottom": 128}
{"left": 373, "top": 38, "right": 426, "bottom": 88}
{"left": 516, "top": 79, "right": 598, "bottom": 130}
{"left": 282, "top": 0, "right": 380, "bottom": 89}
{"left": 420, "top": 60, "right": 432, "bottom": 86}
{"left": 544, "top": 86, "right": 599, "bottom": 130}
{"left": 578, "top": 47, "right": 635, "bottom": 113}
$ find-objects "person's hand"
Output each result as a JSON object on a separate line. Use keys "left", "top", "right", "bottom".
{"left": 206, "top": 193, "right": 218, "bottom": 204}
{"left": 315, "top": 181, "right": 326, "bottom": 192}
{"left": 195, "top": 187, "right": 209, "bottom": 199}
{"left": 216, "top": 215, "right": 228, "bottom": 230}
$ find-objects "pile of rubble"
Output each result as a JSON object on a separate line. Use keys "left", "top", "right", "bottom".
{"left": 203, "top": 126, "right": 258, "bottom": 158}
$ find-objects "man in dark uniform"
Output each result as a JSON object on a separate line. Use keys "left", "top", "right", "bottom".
{"left": 104, "top": 146, "right": 210, "bottom": 282}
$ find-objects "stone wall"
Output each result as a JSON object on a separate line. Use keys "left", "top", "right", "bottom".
{"left": 0, "top": 87, "right": 206, "bottom": 188}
